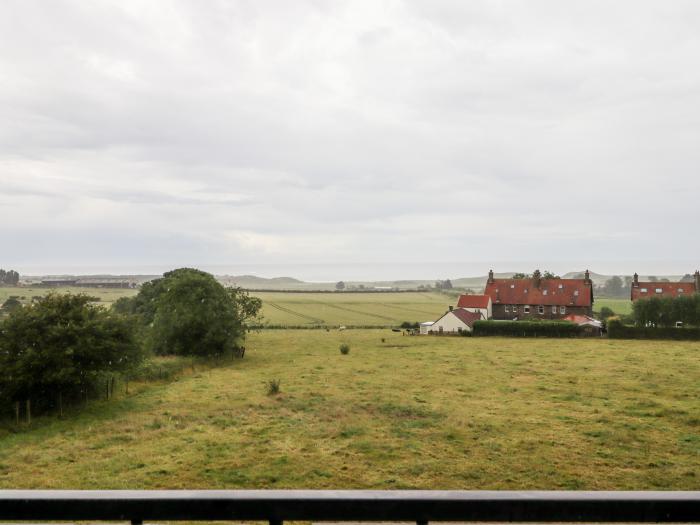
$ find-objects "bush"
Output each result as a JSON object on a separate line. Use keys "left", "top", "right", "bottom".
{"left": 472, "top": 320, "right": 581, "bottom": 338}
{"left": 266, "top": 379, "right": 281, "bottom": 396}
{"left": 607, "top": 319, "right": 700, "bottom": 340}
{"left": 0, "top": 293, "right": 144, "bottom": 413}
{"left": 599, "top": 306, "right": 615, "bottom": 320}
{"left": 339, "top": 343, "right": 350, "bottom": 354}
{"left": 400, "top": 321, "right": 419, "bottom": 329}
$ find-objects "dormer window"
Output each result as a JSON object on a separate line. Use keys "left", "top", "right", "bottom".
{"left": 574, "top": 290, "right": 579, "bottom": 296}
{"left": 558, "top": 284, "right": 563, "bottom": 289}
{"left": 510, "top": 284, "right": 515, "bottom": 289}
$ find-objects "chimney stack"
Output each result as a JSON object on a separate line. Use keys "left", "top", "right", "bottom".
{"left": 633, "top": 272, "right": 639, "bottom": 287}
{"left": 488, "top": 269, "right": 494, "bottom": 284}
{"left": 449, "top": 305, "right": 453, "bottom": 311}
{"left": 584, "top": 269, "right": 592, "bottom": 286}
{"left": 694, "top": 270, "right": 700, "bottom": 292}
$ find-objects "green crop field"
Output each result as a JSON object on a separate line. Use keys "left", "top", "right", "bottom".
{"left": 1, "top": 330, "right": 698, "bottom": 489}
{"left": 253, "top": 291, "right": 452, "bottom": 327}
{"left": 595, "top": 298, "right": 633, "bottom": 315}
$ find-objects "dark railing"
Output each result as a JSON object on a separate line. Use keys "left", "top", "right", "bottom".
{"left": 0, "top": 490, "right": 699, "bottom": 523}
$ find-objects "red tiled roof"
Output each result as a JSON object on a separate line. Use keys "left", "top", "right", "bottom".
{"left": 631, "top": 282, "right": 696, "bottom": 301}
{"left": 484, "top": 278, "right": 593, "bottom": 307}
{"left": 451, "top": 308, "right": 484, "bottom": 327}
{"left": 456, "top": 294, "right": 491, "bottom": 309}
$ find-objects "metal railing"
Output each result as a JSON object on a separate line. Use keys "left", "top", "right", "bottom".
{"left": 0, "top": 490, "right": 698, "bottom": 523}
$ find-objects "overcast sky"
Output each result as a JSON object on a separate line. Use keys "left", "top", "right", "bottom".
{"left": 1, "top": 1, "right": 699, "bottom": 279}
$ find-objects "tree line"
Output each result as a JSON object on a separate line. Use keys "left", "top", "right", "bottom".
{"left": 0, "top": 269, "right": 19, "bottom": 286}
{"left": 0, "top": 268, "right": 262, "bottom": 421}
{"left": 632, "top": 294, "right": 700, "bottom": 328}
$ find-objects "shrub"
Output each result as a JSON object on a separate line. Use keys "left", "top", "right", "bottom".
{"left": 0, "top": 293, "right": 144, "bottom": 412}
{"left": 472, "top": 320, "right": 581, "bottom": 338}
{"left": 266, "top": 379, "right": 281, "bottom": 396}
{"left": 599, "top": 306, "right": 615, "bottom": 320}
{"left": 607, "top": 319, "right": 700, "bottom": 340}
{"left": 400, "top": 321, "right": 419, "bottom": 329}
{"left": 339, "top": 343, "right": 350, "bottom": 354}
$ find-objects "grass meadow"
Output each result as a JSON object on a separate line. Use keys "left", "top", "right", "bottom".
{"left": 0, "top": 330, "right": 698, "bottom": 489}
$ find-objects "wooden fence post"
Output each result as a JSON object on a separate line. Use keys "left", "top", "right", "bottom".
{"left": 15, "top": 401, "right": 19, "bottom": 425}
{"left": 26, "top": 399, "right": 31, "bottom": 425}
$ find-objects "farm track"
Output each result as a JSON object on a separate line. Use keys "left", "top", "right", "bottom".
{"left": 265, "top": 302, "right": 324, "bottom": 324}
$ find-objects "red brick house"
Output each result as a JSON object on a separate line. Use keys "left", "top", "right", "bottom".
{"left": 484, "top": 269, "right": 594, "bottom": 320}
{"left": 630, "top": 271, "right": 699, "bottom": 301}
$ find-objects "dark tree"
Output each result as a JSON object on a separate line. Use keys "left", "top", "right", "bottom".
{"left": 0, "top": 293, "right": 143, "bottom": 411}
{"left": 119, "top": 268, "right": 262, "bottom": 357}
{"left": 335, "top": 281, "right": 346, "bottom": 290}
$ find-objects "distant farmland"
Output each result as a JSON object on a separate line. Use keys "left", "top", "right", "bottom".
{"left": 253, "top": 291, "right": 452, "bottom": 327}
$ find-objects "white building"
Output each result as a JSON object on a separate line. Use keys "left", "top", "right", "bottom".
{"left": 419, "top": 321, "right": 435, "bottom": 335}
{"left": 427, "top": 308, "right": 484, "bottom": 334}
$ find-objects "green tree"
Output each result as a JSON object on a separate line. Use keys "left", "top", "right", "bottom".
{"left": 599, "top": 306, "right": 615, "bottom": 320}
{"left": 335, "top": 281, "right": 346, "bottom": 290}
{"left": 123, "top": 268, "right": 262, "bottom": 357}
{"left": 0, "top": 293, "right": 143, "bottom": 411}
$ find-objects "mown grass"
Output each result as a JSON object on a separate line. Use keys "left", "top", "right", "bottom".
{"left": 0, "top": 330, "right": 698, "bottom": 489}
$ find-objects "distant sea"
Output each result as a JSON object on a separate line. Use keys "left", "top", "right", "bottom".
{"left": 16, "top": 260, "right": 698, "bottom": 282}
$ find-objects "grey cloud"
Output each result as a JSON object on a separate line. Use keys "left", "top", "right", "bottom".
{"left": 1, "top": 0, "right": 699, "bottom": 276}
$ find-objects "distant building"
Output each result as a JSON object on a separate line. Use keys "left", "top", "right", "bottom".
{"left": 40, "top": 279, "right": 78, "bottom": 287}
{"left": 484, "top": 269, "right": 594, "bottom": 320}
{"left": 419, "top": 321, "right": 435, "bottom": 335}
{"left": 428, "top": 307, "right": 484, "bottom": 334}
{"left": 456, "top": 294, "right": 492, "bottom": 319}
{"left": 630, "top": 271, "right": 699, "bottom": 301}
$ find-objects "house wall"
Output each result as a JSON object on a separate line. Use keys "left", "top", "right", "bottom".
{"left": 492, "top": 304, "right": 592, "bottom": 321}
{"left": 429, "top": 312, "right": 471, "bottom": 333}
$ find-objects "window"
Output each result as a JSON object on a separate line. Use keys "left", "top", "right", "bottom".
{"left": 543, "top": 290, "right": 548, "bottom": 296}
{"left": 510, "top": 284, "right": 515, "bottom": 288}
{"left": 504, "top": 305, "right": 509, "bottom": 313}
{"left": 511, "top": 305, "right": 517, "bottom": 313}
{"left": 574, "top": 290, "right": 579, "bottom": 296}
{"left": 538, "top": 305, "right": 544, "bottom": 314}
{"left": 524, "top": 305, "right": 530, "bottom": 314}
{"left": 560, "top": 306, "right": 566, "bottom": 314}
{"left": 558, "top": 284, "right": 563, "bottom": 289}
{"left": 678, "top": 288, "right": 685, "bottom": 293}
{"left": 552, "top": 306, "right": 557, "bottom": 314}
{"left": 641, "top": 288, "right": 648, "bottom": 293}
{"left": 655, "top": 288, "right": 663, "bottom": 294}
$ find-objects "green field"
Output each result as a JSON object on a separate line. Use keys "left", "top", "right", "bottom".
{"left": 595, "top": 298, "right": 633, "bottom": 316}
{"left": 253, "top": 291, "right": 452, "bottom": 327}
{"left": 1, "top": 330, "right": 698, "bottom": 489}
{"left": 0, "top": 286, "right": 137, "bottom": 308}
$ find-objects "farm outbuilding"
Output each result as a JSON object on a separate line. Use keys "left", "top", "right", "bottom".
{"left": 427, "top": 308, "right": 484, "bottom": 334}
